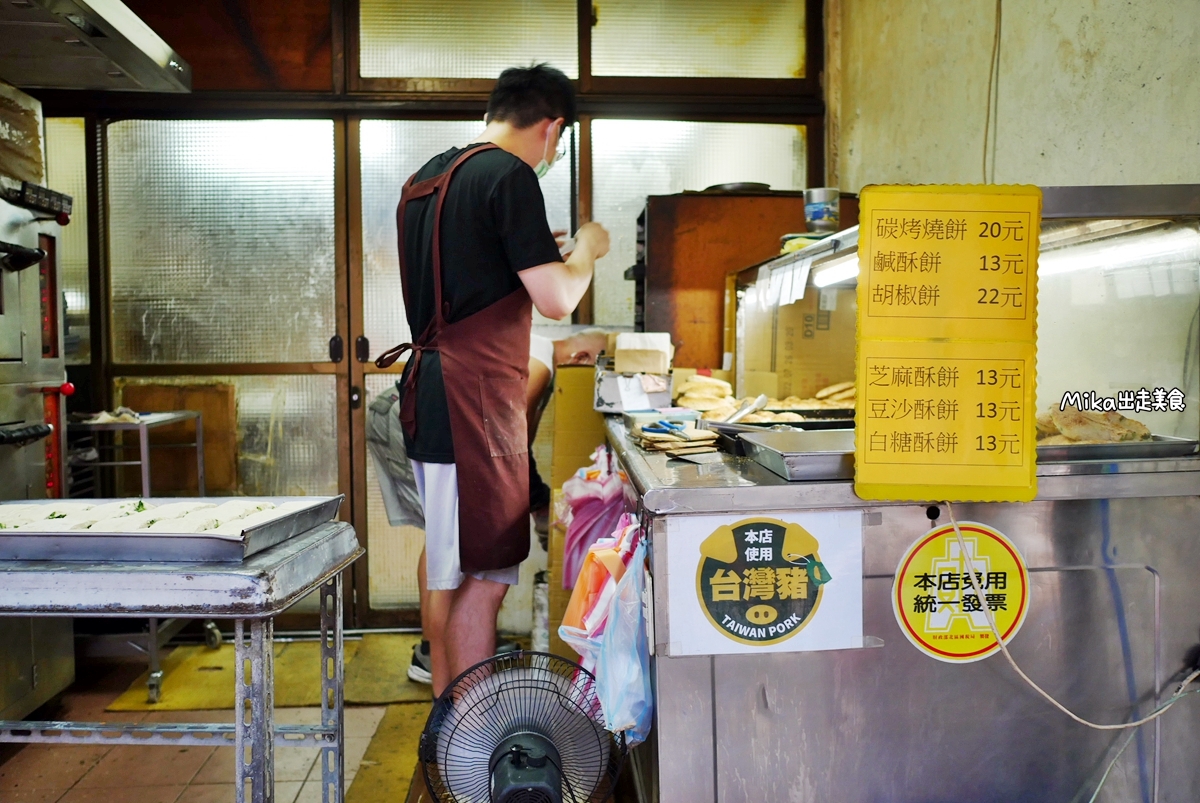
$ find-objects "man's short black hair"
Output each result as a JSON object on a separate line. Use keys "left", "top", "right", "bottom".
{"left": 486, "top": 64, "right": 577, "bottom": 129}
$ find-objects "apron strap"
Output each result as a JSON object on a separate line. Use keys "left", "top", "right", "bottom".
{"left": 381, "top": 142, "right": 501, "bottom": 440}
{"left": 429, "top": 143, "right": 499, "bottom": 325}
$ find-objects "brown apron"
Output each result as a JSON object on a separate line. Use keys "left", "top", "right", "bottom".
{"left": 376, "top": 144, "right": 533, "bottom": 573}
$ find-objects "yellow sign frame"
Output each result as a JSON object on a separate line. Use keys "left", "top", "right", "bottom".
{"left": 855, "top": 184, "right": 1041, "bottom": 502}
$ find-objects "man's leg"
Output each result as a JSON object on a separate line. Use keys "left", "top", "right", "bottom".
{"left": 444, "top": 575, "right": 510, "bottom": 681}
{"left": 419, "top": 549, "right": 454, "bottom": 695}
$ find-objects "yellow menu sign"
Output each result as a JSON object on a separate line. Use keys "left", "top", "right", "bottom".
{"left": 855, "top": 185, "right": 1041, "bottom": 502}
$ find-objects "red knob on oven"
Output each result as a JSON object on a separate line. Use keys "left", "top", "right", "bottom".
{"left": 59, "top": 382, "right": 75, "bottom": 397}
{"left": 56, "top": 212, "right": 71, "bottom": 226}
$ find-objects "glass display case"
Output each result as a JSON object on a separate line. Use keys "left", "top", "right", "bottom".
{"left": 731, "top": 186, "right": 1200, "bottom": 453}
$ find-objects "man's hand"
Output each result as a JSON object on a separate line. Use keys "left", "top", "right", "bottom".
{"left": 573, "top": 221, "right": 610, "bottom": 260}
{"left": 518, "top": 221, "right": 611, "bottom": 320}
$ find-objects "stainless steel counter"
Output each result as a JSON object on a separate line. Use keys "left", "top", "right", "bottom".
{"left": 0, "top": 520, "right": 363, "bottom": 803}
{"left": 607, "top": 416, "right": 1200, "bottom": 803}
{"left": 0, "top": 521, "right": 360, "bottom": 617}
{"left": 607, "top": 417, "right": 1200, "bottom": 514}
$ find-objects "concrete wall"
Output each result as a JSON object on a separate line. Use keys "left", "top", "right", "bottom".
{"left": 833, "top": 0, "right": 1200, "bottom": 191}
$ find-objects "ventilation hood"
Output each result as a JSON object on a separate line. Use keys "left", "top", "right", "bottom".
{"left": 0, "top": 0, "right": 190, "bottom": 92}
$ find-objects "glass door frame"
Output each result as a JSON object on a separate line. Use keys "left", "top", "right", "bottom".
{"left": 87, "top": 114, "right": 355, "bottom": 632}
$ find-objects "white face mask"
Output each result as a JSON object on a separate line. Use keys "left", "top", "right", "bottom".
{"left": 533, "top": 121, "right": 564, "bottom": 179}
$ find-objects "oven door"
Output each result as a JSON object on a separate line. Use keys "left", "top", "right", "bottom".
{"left": 0, "top": 386, "right": 49, "bottom": 498}
{"left": 0, "top": 198, "right": 37, "bottom": 361}
{"left": 0, "top": 268, "right": 19, "bottom": 361}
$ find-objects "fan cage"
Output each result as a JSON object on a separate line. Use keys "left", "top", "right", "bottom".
{"left": 421, "top": 651, "right": 628, "bottom": 803}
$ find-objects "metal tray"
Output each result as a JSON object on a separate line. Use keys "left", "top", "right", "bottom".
{"left": 1036, "top": 435, "right": 1199, "bottom": 463}
{"left": 739, "top": 430, "right": 856, "bottom": 481}
{"left": 704, "top": 420, "right": 854, "bottom": 456}
{"left": 0, "top": 496, "right": 344, "bottom": 563}
{"left": 765, "top": 407, "right": 855, "bottom": 419}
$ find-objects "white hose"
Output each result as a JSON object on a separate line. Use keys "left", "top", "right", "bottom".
{"left": 944, "top": 501, "right": 1199, "bottom": 730}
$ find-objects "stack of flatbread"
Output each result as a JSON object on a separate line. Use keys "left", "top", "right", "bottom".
{"left": 732, "top": 411, "right": 810, "bottom": 424}
{"left": 815, "top": 381, "right": 856, "bottom": 405}
{"left": 676, "top": 378, "right": 857, "bottom": 422}
{"left": 675, "top": 375, "right": 735, "bottom": 413}
{"left": 631, "top": 424, "right": 719, "bottom": 457}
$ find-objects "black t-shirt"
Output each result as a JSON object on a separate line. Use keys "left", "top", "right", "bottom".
{"left": 398, "top": 144, "right": 561, "bottom": 463}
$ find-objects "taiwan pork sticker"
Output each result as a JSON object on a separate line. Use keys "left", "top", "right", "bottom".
{"left": 695, "top": 517, "right": 832, "bottom": 646}
{"left": 892, "top": 521, "right": 1029, "bottom": 663}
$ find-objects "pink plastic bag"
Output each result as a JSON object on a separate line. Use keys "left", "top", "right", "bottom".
{"left": 561, "top": 447, "right": 626, "bottom": 589}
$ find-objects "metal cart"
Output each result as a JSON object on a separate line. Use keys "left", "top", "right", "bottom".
{"left": 68, "top": 410, "right": 206, "bottom": 498}
{"left": 0, "top": 520, "right": 363, "bottom": 803}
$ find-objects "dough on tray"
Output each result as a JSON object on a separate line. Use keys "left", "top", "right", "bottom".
{"left": 149, "top": 501, "right": 217, "bottom": 519}
{"left": 211, "top": 509, "right": 282, "bottom": 535}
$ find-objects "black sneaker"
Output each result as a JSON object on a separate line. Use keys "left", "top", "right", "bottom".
{"left": 408, "top": 639, "right": 432, "bottom": 685}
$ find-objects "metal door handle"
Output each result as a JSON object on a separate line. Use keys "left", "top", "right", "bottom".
{"left": 355, "top": 336, "right": 370, "bottom": 362}
{"left": 0, "top": 240, "right": 46, "bottom": 272}
{"left": 0, "top": 423, "right": 53, "bottom": 447}
{"left": 329, "top": 335, "right": 344, "bottom": 363}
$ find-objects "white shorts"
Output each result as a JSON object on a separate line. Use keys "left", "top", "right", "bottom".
{"left": 412, "top": 460, "right": 521, "bottom": 591}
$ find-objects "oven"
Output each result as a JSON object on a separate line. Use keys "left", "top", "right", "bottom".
{"left": 1, "top": 186, "right": 73, "bottom": 500}
{"left": 0, "top": 174, "right": 76, "bottom": 721}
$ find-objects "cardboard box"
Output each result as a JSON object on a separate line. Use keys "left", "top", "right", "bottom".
{"left": 613, "top": 332, "right": 673, "bottom": 375}
{"left": 613, "top": 349, "right": 670, "bottom": 374}
{"left": 547, "top": 490, "right": 578, "bottom": 662}
{"left": 744, "top": 370, "right": 779, "bottom": 399}
{"left": 551, "top": 365, "right": 608, "bottom": 490}
{"left": 774, "top": 287, "right": 856, "bottom": 398}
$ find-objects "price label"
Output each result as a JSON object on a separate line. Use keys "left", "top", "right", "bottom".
{"left": 855, "top": 340, "right": 1036, "bottom": 496}
{"left": 855, "top": 185, "right": 1041, "bottom": 502}
{"left": 860, "top": 190, "right": 1041, "bottom": 343}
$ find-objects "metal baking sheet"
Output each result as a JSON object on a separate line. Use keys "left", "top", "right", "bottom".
{"left": 764, "top": 407, "right": 855, "bottom": 419}
{"left": 0, "top": 496, "right": 344, "bottom": 563}
{"left": 1036, "top": 435, "right": 1199, "bottom": 463}
{"left": 705, "top": 420, "right": 854, "bottom": 456}
{"left": 740, "top": 430, "right": 856, "bottom": 481}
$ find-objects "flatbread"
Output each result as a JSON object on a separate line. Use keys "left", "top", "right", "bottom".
{"left": 815, "top": 381, "right": 855, "bottom": 400}
{"left": 676, "top": 380, "right": 732, "bottom": 398}
{"left": 678, "top": 394, "right": 732, "bottom": 412}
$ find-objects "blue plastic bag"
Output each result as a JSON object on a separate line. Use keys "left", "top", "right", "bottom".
{"left": 594, "top": 539, "right": 653, "bottom": 746}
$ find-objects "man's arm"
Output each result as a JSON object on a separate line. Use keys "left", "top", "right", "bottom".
{"left": 526, "top": 357, "right": 552, "bottom": 438}
{"left": 518, "top": 222, "right": 610, "bottom": 320}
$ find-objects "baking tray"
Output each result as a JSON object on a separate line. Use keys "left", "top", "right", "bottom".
{"left": 704, "top": 420, "right": 853, "bottom": 456}
{"left": 1036, "top": 435, "right": 1199, "bottom": 463}
{"left": 0, "top": 496, "right": 344, "bottom": 563}
{"left": 765, "top": 407, "right": 855, "bottom": 419}
{"left": 739, "top": 430, "right": 856, "bottom": 481}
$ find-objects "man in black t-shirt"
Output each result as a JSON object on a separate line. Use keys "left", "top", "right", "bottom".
{"left": 393, "top": 65, "right": 610, "bottom": 695}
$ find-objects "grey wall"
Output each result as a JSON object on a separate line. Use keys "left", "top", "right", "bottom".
{"left": 834, "top": 0, "right": 1200, "bottom": 190}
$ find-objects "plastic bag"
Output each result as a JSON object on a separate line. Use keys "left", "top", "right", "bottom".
{"left": 560, "top": 447, "right": 626, "bottom": 589}
{"left": 562, "top": 512, "right": 635, "bottom": 635}
{"left": 365, "top": 385, "right": 425, "bottom": 528}
{"left": 595, "top": 538, "right": 653, "bottom": 746}
{"left": 558, "top": 517, "right": 639, "bottom": 671}
{"left": 559, "top": 521, "right": 654, "bottom": 745}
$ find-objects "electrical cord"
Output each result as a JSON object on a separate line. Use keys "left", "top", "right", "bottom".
{"left": 945, "top": 501, "right": 1200, "bottom": 730}
{"left": 1085, "top": 688, "right": 1200, "bottom": 803}
{"left": 982, "top": 0, "right": 1003, "bottom": 183}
